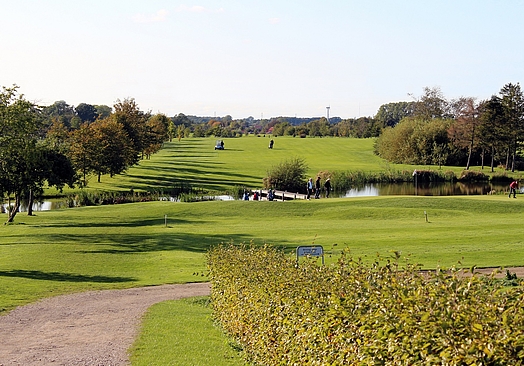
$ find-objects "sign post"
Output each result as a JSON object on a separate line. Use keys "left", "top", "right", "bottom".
{"left": 296, "top": 245, "right": 324, "bottom": 265}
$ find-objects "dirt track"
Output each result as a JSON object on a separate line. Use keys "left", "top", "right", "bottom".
{"left": 0, "top": 283, "right": 210, "bottom": 366}
{"left": 0, "top": 268, "right": 522, "bottom": 366}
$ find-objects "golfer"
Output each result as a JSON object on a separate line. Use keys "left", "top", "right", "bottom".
{"left": 509, "top": 180, "right": 519, "bottom": 198}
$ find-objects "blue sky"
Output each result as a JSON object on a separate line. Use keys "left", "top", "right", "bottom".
{"left": 1, "top": 1, "right": 523, "bottom": 119}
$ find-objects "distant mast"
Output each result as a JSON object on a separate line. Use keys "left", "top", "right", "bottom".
{"left": 326, "top": 106, "right": 330, "bottom": 123}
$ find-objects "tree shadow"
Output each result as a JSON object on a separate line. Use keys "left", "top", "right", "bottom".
{"left": 41, "top": 217, "right": 195, "bottom": 228}
{"left": 54, "top": 232, "right": 259, "bottom": 254}
{"left": 0, "top": 269, "right": 136, "bottom": 283}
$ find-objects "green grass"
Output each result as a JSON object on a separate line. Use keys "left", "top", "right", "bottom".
{"left": 130, "top": 297, "right": 245, "bottom": 366}
{"left": 59, "top": 136, "right": 516, "bottom": 195}
{"left": 5, "top": 136, "right": 524, "bottom": 364}
{"left": 2, "top": 195, "right": 524, "bottom": 314}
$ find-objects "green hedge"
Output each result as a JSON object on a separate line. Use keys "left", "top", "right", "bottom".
{"left": 208, "top": 244, "right": 524, "bottom": 365}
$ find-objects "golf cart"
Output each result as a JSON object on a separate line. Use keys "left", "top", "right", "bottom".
{"left": 215, "top": 140, "right": 224, "bottom": 150}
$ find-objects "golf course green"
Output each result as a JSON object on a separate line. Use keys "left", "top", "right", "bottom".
{"left": 2, "top": 136, "right": 523, "bottom": 365}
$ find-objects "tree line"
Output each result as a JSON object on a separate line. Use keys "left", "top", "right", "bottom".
{"left": 374, "top": 84, "right": 524, "bottom": 172}
{"left": 0, "top": 86, "right": 169, "bottom": 223}
{"left": 2, "top": 82, "right": 522, "bottom": 222}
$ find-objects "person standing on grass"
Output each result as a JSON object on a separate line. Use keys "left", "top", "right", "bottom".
{"left": 509, "top": 180, "right": 519, "bottom": 198}
{"left": 324, "top": 178, "right": 331, "bottom": 198}
{"left": 315, "top": 176, "right": 321, "bottom": 199}
{"left": 307, "top": 178, "right": 313, "bottom": 200}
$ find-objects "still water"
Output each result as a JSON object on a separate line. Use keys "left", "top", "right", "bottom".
{"left": 343, "top": 182, "right": 513, "bottom": 197}
{"left": 2, "top": 182, "right": 515, "bottom": 212}
{"left": 1, "top": 199, "right": 71, "bottom": 213}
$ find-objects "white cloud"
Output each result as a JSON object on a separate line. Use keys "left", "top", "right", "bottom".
{"left": 132, "top": 9, "right": 169, "bottom": 23}
{"left": 174, "top": 5, "right": 224, "bottom": 13}
{"left": 269, "top": 17, "right": 280, "bottom": 24}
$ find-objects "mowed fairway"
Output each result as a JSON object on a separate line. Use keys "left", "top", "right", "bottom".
{"left": 1, "top": 193, "right": 524, "bottom": 313}
{"left": 87, "top": 136, "right": 388, "bottom": 193}
{"left": 2, "top": 136, "right": 523, "bottom": 313}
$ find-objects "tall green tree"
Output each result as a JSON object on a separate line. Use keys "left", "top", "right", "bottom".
{"left": 499, "top": 83, "right": 524, "bottom": 172}
{"left": 478, "top": 96, "right": 506, "bottom": 171}
{"left": 144, "top": 114, "right": 169, "bottom": 158}
{"left": 411, "top": 86, "right": 449, "bottom": 121}
{"left": 41, "top": 100, "right": 75, "bottom": 128}
{"left": 0, "top": 86, "right": 40, "bottom": 222}
{"left": 75, "top": 103, "right": 98, "bottom": 123}
{"left": 90, "top": 118, "right": 134, "bottom": 181}
{"left": 374, "top": 117, "right": 451, "bottom": 165}
{"left": 94, "top": 105, "right": 112, "bottom": 119}
{"left": 69, "top": 123, "right": 99, "bottom": 186}
{"left": 374, "top": 101, "right": 416, "bottom": 127}
{"left": 0, "top": 86, "right": 75, "bottom": 223}
{"left": 448, "top": 97, "right": 480, "bottom": 170}
{"left": 112, "top": 98, "right": 148, "bottom": 164}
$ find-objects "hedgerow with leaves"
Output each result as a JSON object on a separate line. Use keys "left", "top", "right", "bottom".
{"left": 208, "top": 244, "right": 524, "bottom": 365}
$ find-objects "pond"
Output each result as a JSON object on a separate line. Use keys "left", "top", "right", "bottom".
{"left": 1, "top": 198, "right": 72, "bottom": 213}
{"left": 1, "top": 182, "right": 516, "bottom": 212}
{"left": 343, "top": 182, "right": 514, "bottom": 197}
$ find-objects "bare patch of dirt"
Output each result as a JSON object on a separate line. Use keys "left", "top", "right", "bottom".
{"left": 471, "top": 266, "right": 524, "bottom": 278}
{"left": 0, "top": 283, "right": 210, "bottom": 366}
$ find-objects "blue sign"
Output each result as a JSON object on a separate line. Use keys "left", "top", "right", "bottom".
{"left": 296, "top": 246, "right": 325, "bottom": 265}
{"left": 296, "top": 246, "right": 324, "bottom": 257}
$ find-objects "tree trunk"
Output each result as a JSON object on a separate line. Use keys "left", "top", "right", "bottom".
{"left": 465, "top": 143, "right": 472, "bottom": 170}
{"left": 27, "top": 189, "right": 34, "bottom": 216}
{"left": 491, "top": 146, "right": 495, "bottom": 173}
{"left": 6, "top": 194, "right": 21, "bottom": 224}
{"left": 511, "top": 139, "right": 517, "bottom": 172}
{"left": 481, "top": 147, "right": 485, "bottom": 170}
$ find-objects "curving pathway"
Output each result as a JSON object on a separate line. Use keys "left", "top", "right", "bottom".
{"left": 0, "top": 283, "right": 211, "bottom": 366}
{"left": 1, "top": 268, "right": 523, "bottom": 365}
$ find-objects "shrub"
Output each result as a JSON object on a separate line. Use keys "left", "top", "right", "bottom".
{"left": 263, "top": 157, "right": 308, "bottom": 193}
{"left": 209, "top": 244, "right": 524, "bottom": 365}
{"left": 491, "top": 172, "right": 513, "bottom": 183}
{"left": 459, "top": 170, "right": 489, "bottom": 182}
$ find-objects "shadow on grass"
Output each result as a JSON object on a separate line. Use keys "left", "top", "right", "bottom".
{"left": 71, "top": 234, "right": 264, "bottom": 254}
{"left": 34, "top": 232, "right": 267, "bottom": 254}
{"left": 0, "top": 270, "right": 136, "bottom": 283}
{"left": 42, "top": 217, "right": 195, "bottom": 228}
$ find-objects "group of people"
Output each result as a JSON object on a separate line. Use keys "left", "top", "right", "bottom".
{"left": 244, "top": 190, "right": 261, "bottom": 200}
{"left": 307, "top": 176, "right": 331, "bottom": 200}
{"left": 244, "top": 189, "right": 275, "bottom": 201}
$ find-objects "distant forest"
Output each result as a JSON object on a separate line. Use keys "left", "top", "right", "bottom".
{"left": 33, "top": 83, "right": 524, "bottom": 172}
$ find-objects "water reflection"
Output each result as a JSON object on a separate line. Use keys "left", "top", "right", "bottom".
{"left": 343, "top": 182, "right": 511, "bottom": 198}
{"left": 1, "top": 199, "right": 71, "bottom": 213}
{"left": 1, "top": 183, "right": 515, "bottom": 212}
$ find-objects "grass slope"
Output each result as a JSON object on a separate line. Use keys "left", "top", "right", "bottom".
{"left": 2, "top": 195, "right": 524, "bottom": 314}
{"left": 4, "top": 136, "right": 523, "bottom": 364}
{"left": 76, "top": 136, "right": 515, "bottom": 195}
{"left": 82, "top": 137, "right": 410, "bottom": 193}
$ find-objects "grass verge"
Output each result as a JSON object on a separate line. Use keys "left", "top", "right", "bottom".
{"left": 130, "top": 296, "right": 245, "bottom": 366}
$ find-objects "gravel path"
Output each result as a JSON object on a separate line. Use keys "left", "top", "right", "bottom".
{"left": 0, "top": 267, "right": 522, "bottom": 366}
{"left": 0, "top": 283, "right": 211, "bottom": 366}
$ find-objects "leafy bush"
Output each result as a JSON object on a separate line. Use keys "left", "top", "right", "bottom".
{"left": 491, "top": 172, "right": 513, "bottom": 183}
{"left": 208, "top": 244, "right": 524, "bottom": 365}
{"left": 263, "top": 157, "right": 308, "bottom": 193}
{"left": 70, "top": 190, "right": 159, "bottom": 206}
{"left": 459, "top": 170, "right": 489, "bottom": 182}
